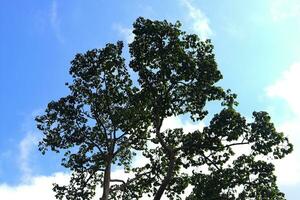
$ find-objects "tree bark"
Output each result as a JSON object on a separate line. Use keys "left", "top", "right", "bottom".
{"left": 101, "top": 163, "right": 111, "bottom": 200}
{"left": 153, "top": 116, "right": 176, "bottom": 200}
{"left": 153, "top": 154, "right": 176, "bottom": 200}
{"left": 101, "top": 141, "right": 114, "bottom": 200}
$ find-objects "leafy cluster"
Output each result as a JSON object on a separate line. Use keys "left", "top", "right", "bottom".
{"left": 36, "top": 17, "right": 293, "bottom": 200}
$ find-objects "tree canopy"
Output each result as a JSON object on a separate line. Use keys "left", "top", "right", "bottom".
{"left": 36, "top": 17, "right": 293, "bottom": 200}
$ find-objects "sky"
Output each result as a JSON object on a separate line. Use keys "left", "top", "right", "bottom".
{"left": 0, "top": 0, "right": 300, "bottom": 199}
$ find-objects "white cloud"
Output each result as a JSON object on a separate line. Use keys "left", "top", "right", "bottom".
{"left": 266, "top": 62, "right": 300, "bottom": 185}
{"left": 0, "top": 169, "right": 171, "bottom": 199}
{"left": 17, "top": 109, "right": 43, "bottom": 182}
{"left": 270, "top": 0, "right": 300, "bottom": 22}
{"left": 161, "top": 115, "right": 204, "bottom": 133}
{"left": 19, "top": 132, "right": 39, "bottom": 182}
{"left": 50, "top": 0, "right": 64, "bottom": 43}
{"left": 0, "top": 172, "right": 69, "bottom": 200}
{"left": 274, "top": 119, "right": 300, "bottom": 185}
{"left": 113, "top": 24, "right": 134, "bottom": 44}
{"left": 180, "top": 0, "right": 212, "bottom": 39}
{"left": 0, "top": 171, "right": 126, "bottom": 200}
{"left": 267, "top": 63, "right": 300, "bottom": 116}
{"left": 50, "top": 1, "right": 58, "bottom": 27}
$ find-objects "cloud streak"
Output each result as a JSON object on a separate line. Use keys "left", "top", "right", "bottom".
{"left": 19, "top": 132, "right": 39, "bottom": 182}
{"left": 180, "top": 0, "right": 212, "bottom": 39}
{"left": 270, "top": 0, "right": 300, "bottom": 22}
{"left": 113, "top": 24, "right": 134, "bottom": 44}
{"left": 50, "top": 0, "right": 64, "bottom": 43}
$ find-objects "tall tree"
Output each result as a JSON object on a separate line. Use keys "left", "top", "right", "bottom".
{"left": 111, "top": 17, "right": 292, "bottom": 200}
{"left": 36, "top": 17, "right": 293, "bottom": 200}
{"left": 36, "top": 42, "right": 149, "bottom": 200}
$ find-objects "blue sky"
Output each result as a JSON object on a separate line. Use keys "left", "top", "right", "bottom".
{"left": 1, "top": 0, "right": 300, "bottom": 199}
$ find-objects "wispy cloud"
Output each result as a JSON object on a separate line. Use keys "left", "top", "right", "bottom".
{"left": 222, "top": 22, "right": 246, "bottom": 40}
{"left": 113, "top": 24, "right": 134, "bottom": 44}
{"left": 270, "top": 0, "right": 300, "bottom": 22}
{"left": 19, "top": 132, "right": 39, "bottom": 183}
{"left": 18, "top": 109, "right": 43, "bottom": 183}
{"left": 50, "top": 0, "right": 64, "bottom": 43}
{"left": 180, "top": 0, "right": 212, "bottom": 39}
{"left": 267, "top": 63, "right": 300, "bottom": 116}
{"left": 266, "top": 62, "right": 300, "bottom": 185}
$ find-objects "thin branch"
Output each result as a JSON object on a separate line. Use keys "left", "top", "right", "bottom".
{"left": 115, "top": 132, "right": 128, "bottom": 141}
{"left": 84, "top": 136, "right": 104, "bottom": 155}
{"left": 202, "top": 153, "right": 221, "bottom": 170}
{"left": 74, "top": 120, "right": 105, "bottom": 155}
{"left": 224, "top": 142, "right": 250, "bottom": 148}
{"left": 109, "top": 171, "right": 151, "bottom": 192}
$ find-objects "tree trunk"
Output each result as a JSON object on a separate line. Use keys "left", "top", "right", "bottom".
{"left": 153, "top": 154, "right": 175, "bottom": 200}
{"left": 153, "top": 116, "right": 177, "bottom": 200}
{"left": 101, "top": 162, "right": 111, "bottom": 200}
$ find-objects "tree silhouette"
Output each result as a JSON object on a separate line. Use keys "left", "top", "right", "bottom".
{"left": 36, "top": 17, "right": 293, "bottom": 200}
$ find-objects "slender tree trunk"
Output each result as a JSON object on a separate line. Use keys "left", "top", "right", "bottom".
{"left": 101, "top": 163, "right": 111, "bottom": 200}
{"left": 153, "top": 154, "right": 176, "bottom": 200}
{"left": 153, "top": 116, "right": 176, "bottom": 200}
{"left": 101, "top": 132, "right": 115, "bottom": 200}
{"left": 101, "top": 144, "right": 114, "bottom": 200}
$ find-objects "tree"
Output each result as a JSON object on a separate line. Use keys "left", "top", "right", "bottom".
{"left": 36, "top": 17, "right": 293, "bottom": 200}
{"left": 36, "top": 42, "right": 149, "bottom": 200}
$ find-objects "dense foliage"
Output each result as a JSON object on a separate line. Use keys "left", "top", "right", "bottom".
{"left": 36, "top": 17, "right": 293, "bottom": 200}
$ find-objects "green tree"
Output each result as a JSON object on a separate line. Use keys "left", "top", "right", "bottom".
{"left": 36, "top": 42, "right": 149, "bottom": 200}
{"left": 36, "top": 17, "right": 293, "bottom": 200}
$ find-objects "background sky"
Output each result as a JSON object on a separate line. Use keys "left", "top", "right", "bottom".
{"left": 1, "top": 0, "right": 300, "bottom": 199}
